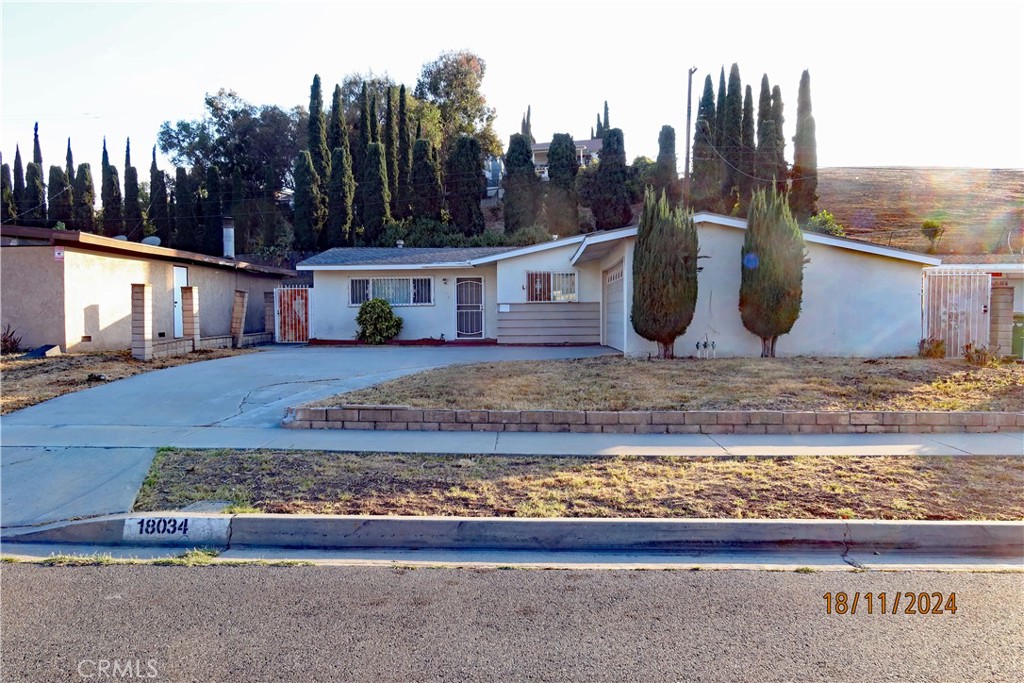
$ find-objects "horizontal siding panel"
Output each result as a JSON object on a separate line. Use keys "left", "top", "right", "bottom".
{"left": 499, "top": 334, "right": 601, "bottom": 344}
{"left": 503, "top": 303, "right": 600, "bottom": 311}
{"left": 498, "top": 319, "right": 600, "bottom": 330}
{"left": 497, "top": 302, "right": 600, "bottom": 345}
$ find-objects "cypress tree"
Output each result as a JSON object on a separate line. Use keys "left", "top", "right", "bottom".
{"left": 755, "top": 75, "right": 777, "bottom": 192}
{"left": 502, "top": 133, "right": 542, "bottom": 231}
{"left": 65, "top": 139, "right": 75, "bottom": 192}
{"left": 653, "top": 125, "right": 681, "bottom": 206}
{"left": 590, "top": 126, "right": 595, "bottom": 140}
{"left": 715, "top": 68, "right": 727, "bottom": 150}
{"left": 721, "top": 63, "right": 743, "bottom": 202}
{"left": 149, "top": 148, "right": 171, "bottom": 245}
{"left": 771, "top": 85, "right": 787, "bottom": 194}
{"left": 445, "top": 135, "right": 485, "bottom": 235}
{"left": 521, "top": 105, "right": 535, "bottom": 145}
{"left": 174, "top": 167, "right": 196, "bottom": 250}
{"left": 203, "top": 165, "right": 223, "bottom": 254}
{"left": 789, "top": 70, "right": 818, "bottom": 223}
{"left": 690, "top": 76, "right": 720, "bottom": 211}
{"left": 361, "top": 142, "right": 391, "bottom": 245}
{"left": 13, "top": 146, "right": 25, "bottom": 220}
{"left": 384, "top": 87, "right": 399, "bottom": 215}
{"left": 293, "top": 150, "right": 326, "bottom": 251}
{"left": 409, "top": 139, "right": 443, "bottom": 222}
{"left": 739, "top": 187, "right": 806, "bottom": 357}
{"left": 544, "top": 133, "right": 579, "bottom": 235}
{"left": 1, "top": 163, "right": 15, "bottom": 224}
{"left": 23, "top": 163, "right": 47, "bottom": 227}
{"left": 739, "top": 85, "right": 756, "bottom": 205}
{"left": 631, "top": 188, "right": 699, "bottom": 359}
{"left": 591, "top": 128, "right": 632, "bottom": 230}
{"left": 603, "top": 101, "right": 610, "bottom": 131}
{"left": 396, "top": 84, "right": 412, "bottom": 219}
{"left": 123, "top": 140, "right": 143, "bottom": 236}
{"left": 325, "top": 146, "right": 355, "bottom": 248}
{"left": 47, "top": 166, "right": 73, "bottom": 227}
{"left": 327, "top": 84, "right": 346, "bottom": 154}
{"left": 307, "top": 74, "right": 331, "bottom": 197}
{"left": 101, "top": 160, "right": 124, "bottom": 236}
{"left": 72, "top": 163, "right": 96, "bottom": 232}
{"left": 369, "top": 93, "right": 380, "bottom": 143}
{"left": 354, "top": 82, "right": 371, "bottom": 226}
{"left": 32, "top": 122, "right": 43, "bottom": 169}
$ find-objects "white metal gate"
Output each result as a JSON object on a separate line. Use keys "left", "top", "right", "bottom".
{"left": 603, "top": 262, "right": 625, "bottom": 351}
{"left": 922, "top": 268, "right": 991, "bottom": 357}
{"left": 275, "top": 285, "right": 311, "bottom": 343}
{"left": 456, "top": 278, "right": 484, "bottom": 339}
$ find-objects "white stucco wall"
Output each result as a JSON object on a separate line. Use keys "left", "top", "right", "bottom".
{"left": 494, "top": 243, "right": 594, "bottom": 303}
{"left": 310, "top": 266, "right": 499, "bottom": 341}
{"left": 623, "top": 222, "right": 930, "bottom": 357}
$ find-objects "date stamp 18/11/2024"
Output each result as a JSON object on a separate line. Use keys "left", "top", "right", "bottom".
{"left": 823, "top": 592, "right": 957, "bottom": 616}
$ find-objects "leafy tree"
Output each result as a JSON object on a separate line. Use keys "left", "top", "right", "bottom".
{"left": 13, "top": 146, "right": 25, "bottom": 220}
{"left": 409, "top": 139, "right": 444, "bottom": 222}
{"left": 789, "top": 69, "right": 818, "bottom": 223}
{"left": 544, "top": 133, "right": 579, "bottom": 235}
{"left": 502, "top": 133, "right": 541, "bottom": 230}
{"left": 591, "top": 128, "right": 632, "bottom": 230}
{"left": 384, "top": 87, "right": 399, "bottom": 215}
{"left": 739, "top": 187, "right": 806, "bottom": 357}
{"left": 325, "top": 146, "right": 355, "bottom": 248}
{"left": 1, "top": 163, "right": 15, "bottom": 223}
{"left": 123, "top": 140, "right": 143, "bottom": 237}
{"left": 691, "top": 76, "right": 720, "bottom": 211}
{"left": 47, "top": 166, "right": 73, "bottom": 227}
{"left": 631, "top": 188, "right": 699, "bottom": 358}
{"left": 23, "top": 162, "right": 47, "bottom": 227}
{"left": 100, "top": 145, "right": 124, "bottom": 236}
{"left": 921, "top": 219, "right": 945, "bottom": 253}
{"left": 653, "top": 125, "right": 681, "bottom": 205}
{"left": 721, "top": 64, "right": 743, "bottom": 200}
{"left": 628, "top": 156, "right": 656, "bottom": 201}
{"left": 307, "top": 74, "right": 331, "bottom": 198}
{"left": 149, "top": 147, "right": 171, "bottom": 245}
{"left": 414, "top": 50, "right": 500, "bottom": 159}
{"left": 806, "top": 209, "right": 845, "bottom": 236}
{"left": 361, "top": 142, "right": 391, "bottom": 244}
{"left": 173, "top": 167, "right": 197, "bottom": 250}
{"left": 444, "top": 135, "right": 485, "bottom": 235}
{"left": 396, "top": 84, "right": 412, "bottom": 219}
{"left": 293, "top": 150, "right": 326, "bottom": 251}
{"left": 71, "top": 163, "right": 96, "bottom": 232}
{"left": 771, "top": 85, "right": 787, "bottom": 193}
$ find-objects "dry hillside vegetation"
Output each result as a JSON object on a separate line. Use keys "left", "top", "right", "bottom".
{"left": 326, "top": 356, "right": 1023, "bottom": 412}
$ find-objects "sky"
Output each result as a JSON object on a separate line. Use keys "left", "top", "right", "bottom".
{"left": 3, "top": 0, "right": 1023, "bottom": 180}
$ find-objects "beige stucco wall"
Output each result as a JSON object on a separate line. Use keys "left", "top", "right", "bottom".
{"left": 310, "top": 266, "right": 499, "bottom": 341}
{"left": 0, "top": 246, "right": 67, "bottom": 350}
{"left": 188, "top": 266, "right": 280, "bottom": 337}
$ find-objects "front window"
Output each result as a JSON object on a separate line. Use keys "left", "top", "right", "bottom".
{"left": 526, "top": 271, "right": 577, "bottom": 302}
{"left": 350, "top": 277, "right": 433, "bottom": 306}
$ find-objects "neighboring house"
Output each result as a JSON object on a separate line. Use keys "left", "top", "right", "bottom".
{"left": 299, "top": 213, "right": 940, "bottom": 357}
{"left": 1, "top": 225, "right": 294, "bottom": 352}
{"left": 531, "top": 138, "right": 603, "bottom": 180}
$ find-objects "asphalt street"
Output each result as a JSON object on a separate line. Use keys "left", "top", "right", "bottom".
{"left": 2, "top": 565, "right": 1021, "bottom": 682}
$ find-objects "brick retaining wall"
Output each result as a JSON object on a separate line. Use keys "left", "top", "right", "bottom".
{"left": 283, "top": 406, "right": 1024, "bottom": 434}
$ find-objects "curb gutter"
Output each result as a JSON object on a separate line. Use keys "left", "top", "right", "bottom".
{"left": 3, "top": 514, "right": 1022, "bottom": 557}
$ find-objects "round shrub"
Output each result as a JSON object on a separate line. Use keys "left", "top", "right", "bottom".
{"left": 356, "top": 298, "right": 403, "bottom": 344}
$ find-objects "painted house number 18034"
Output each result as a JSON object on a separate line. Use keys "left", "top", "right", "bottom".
{"left": 135, "top": 518, "right": 188, "bottom": 535}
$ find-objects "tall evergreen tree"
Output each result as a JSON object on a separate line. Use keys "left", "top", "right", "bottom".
{"left": 65, "top": 139, "right": 75, "bottom": 191}
{"left": 445, "top": 135, "right": 485, "bottom": 235}
{"left": 1, "top": 163, "right": 15, "bottom": 224}
{"left": 691, "top": 75, "right": 721, "bottom": 212}
{"left": 123, "top": 140, "right": 143, "bottom": 236}
{"left": 32, "top": 122, "right": 43, "bottom": 168}
{"left": 739, "top": 85, "right": 756, "bottom": 205}
{"left": 327, "top": 84, "right": 346, "bottom": 154}
{"left": 149, "top": 148, "right": 171, "bottom": 245}
{"left": 721, "top": 63, "right": 743, "bottom": 202}
{"left": 23, "top": 163, "right": 47, "bottom": 227}
{"left": 715, "top": 68, "right": 727, "bottom": 151}
{"left": 591, "top": 128, "right": 632, "bottom": 230}
{"left": 100, "top": 150, "right": 124, "bottom": 237}
{"left": 203, "top": 165, "right": 223, "bottom": 254}
{"left": 520, "top": 105, "right": 535, "bottom": 145}
{"left": 307, "top": 74, "right": 331, "bottom": 198}
{"left": 396, "top": 84, "right": 412, "bottom": 219}
{"left": 771, "top": 85, "right": 787, "bottom": 194}
{"left": 739, "top": 187, "right": 806, "bottom": 357}
{"left": 13, "top": 146, "right": 25, "bottom": 220}
{"left": 361, "top": 142, "right": 391, "bottom": 244}
{"left": 544, "top": 133, "right": 579, "bottom": 235}
{"left": 368, "top": 93, "right": 380, "bottom": 143}
{"left": 502, "top": 133, "right": 542, "bottom": 230}
{"left": 354, "top": 82, "right": 371, "bottom": 226}
{"left": 325, "top": 146, "right": 356, "bottom": 248}
{"left": 409, "top": 139, "right": 444, "bottom": 222}
{"left": 595, "top": 114, "right": 604, "bottom": 139}
{"left": 293, "top": 150, "right": 326, "bottom": 251}
{"left": 173, "top": 167, "right": 197, "bottom": 250}
{"left": 755, "top": 75, "right": 777, "bottom": 192}
{"left": 603, "top": 100, "right": 610, "bottom": 131}
{"left": 47, "top": 166, "right": 73, "bottom": 227}
{"left": 653, "top": 125, "right": 681, "bottom": 206}
{"left": 631, "top": 188, "right": 699, "bottom": 358}
{"left": 72, "top": 163, "right": 96, "bottom": 232}
{"left": 789, "top": 70, "right": 818, "bottom": 223}
{"left": 384, "top": 87, "right": 399, "bottom": 215}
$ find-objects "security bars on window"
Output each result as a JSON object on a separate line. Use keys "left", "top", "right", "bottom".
{"left": 349, "top": 277, "right": 433, "bottom": 306}
{"left": 526, "top": 271, "right": 577, "bottom": 302}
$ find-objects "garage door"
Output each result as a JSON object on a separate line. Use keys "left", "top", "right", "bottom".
{"left": 603, "top": 263, "right": 624, "bottom": 351}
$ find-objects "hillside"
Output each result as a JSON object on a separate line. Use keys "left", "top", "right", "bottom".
{"left": 817, "top": 167, "right": 1023, "bottom": 256}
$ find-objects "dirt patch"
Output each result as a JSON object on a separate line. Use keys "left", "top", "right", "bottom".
{"left": 0, "top": 348, "right": 257, "bottom": 414}
{"left": 134, "top": 449, "right": 1024, "bottom": 521}
{"left": 315, "top": 356, "right": 1023, "bottom": 412}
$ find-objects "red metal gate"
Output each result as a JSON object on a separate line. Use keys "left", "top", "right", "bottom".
{"left": 275, "top": 286, "right": 310, "bottom": 343}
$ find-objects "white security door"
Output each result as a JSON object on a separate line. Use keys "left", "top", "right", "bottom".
{"left": 173, "top": 266, "right": 188, "bottom": 338}
{"left": 603, "top": 263, "right": 624, "bottom": 351}
{"left": 922, "top": 268, "right": 991, "bottom": 357}
{"left": 456, "top": 278, "right": 484, "bottom": 339}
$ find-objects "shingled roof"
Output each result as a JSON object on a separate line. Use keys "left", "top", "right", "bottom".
{"left": 298, "top": 246, "right": 517, "bottom": 268}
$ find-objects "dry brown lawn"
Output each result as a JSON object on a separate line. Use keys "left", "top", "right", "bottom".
{"left": 134, "top": 449, "right": 1024, "bottom": 521}
{"left": 322, "top": 356, "right": 1023, "bottom": 412}
{"left": 0, "top": 348, "right": 256, "bottom": 415}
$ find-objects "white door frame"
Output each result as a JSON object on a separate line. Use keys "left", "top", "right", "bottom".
{"left": 455, "top": 277, "right": 485, "bottom": 339}
{"left": 602, "top": 261, "right": 624, "bottom": 350}
{"left": 172, "top": 266, "right": 189, "bottom": 338}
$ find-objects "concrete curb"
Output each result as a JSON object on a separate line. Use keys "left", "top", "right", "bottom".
{"left": 4, "top": 513, "right": 1022, "bottom": 557}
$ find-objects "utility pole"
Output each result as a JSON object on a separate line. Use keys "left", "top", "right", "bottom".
{"left": 683, "top": 66, "right": 698, "bottom": 205}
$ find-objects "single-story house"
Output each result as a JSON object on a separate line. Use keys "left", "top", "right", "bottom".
{"left": 298, "top": 213, "right": 942, "bottom": 357}
{"left": 1, "top": 225, "right": 294, "bottom": 352}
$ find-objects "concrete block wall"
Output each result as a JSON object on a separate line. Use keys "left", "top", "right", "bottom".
{"left": 130, "top": 284, "right": 153, "bottom": 361}
{"left": 230, "top": 290, "right": 249, "bottom": 348}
